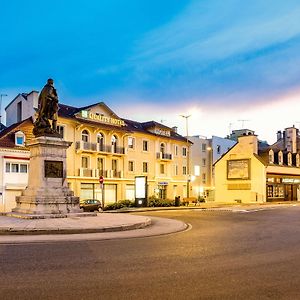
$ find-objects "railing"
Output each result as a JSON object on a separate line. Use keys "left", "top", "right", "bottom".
{"left": 79, "top": 168, "right": 94, "bottom": 177}
{"left": 76, "top": 141, "right": 125, "bottom": 155}
{"left": 97, "top": 143, "right": 112, "bottom": 153}
{"left": 95, "top": 169, "right": 108, "bottom": 177}
{"left": 111, "top": 170, "right": 123, "bottom": 178}
{"left": 112, "top": 146, "right": 125, "bottom": 155}
{"left": 156, "top": 152, "right": 173, "bottom": 160}
{"left": 76, "top": 141, "right": 97, "bottom": 151}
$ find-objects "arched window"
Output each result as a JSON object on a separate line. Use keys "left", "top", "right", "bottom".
{"left": 111, "top": 135, "right": 118, "bottom": 153}
{"left": 81, "top": 130, "right": 89, "bottom": 142}
{"left": 97, "top": 133, "right": 104, "bottom": 151}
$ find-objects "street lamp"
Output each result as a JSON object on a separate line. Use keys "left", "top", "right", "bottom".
{"left": 0, "top": 94, "right": 8, "bottom": 124}
{"left": 180, "top": 114, "right": 191, "bottom": 198}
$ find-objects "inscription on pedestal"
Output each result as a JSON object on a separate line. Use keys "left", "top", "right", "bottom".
{"left": 45, "top": 160, "right": 63, "bottom": 178}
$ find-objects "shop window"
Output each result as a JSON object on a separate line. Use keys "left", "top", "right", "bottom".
{"left": 81, "top": 130, "right": 89, "bottom": 142}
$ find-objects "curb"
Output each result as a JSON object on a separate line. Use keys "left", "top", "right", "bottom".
{"left": 0, "top": 217, "right": 152, "bottom": 235}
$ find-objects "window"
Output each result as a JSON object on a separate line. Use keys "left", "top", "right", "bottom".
{"left": 5, "top": 162, "right": 28, "bottom": 173}
{"left": 174, "top": 164, "right": 178, "bottom": 176}
{"left": 81, "top": 156, "right": 89, "bottom": 168}
{"left": 112, "top": 159, "right": 118, "bottom": 171}
{"left": 194, "top": 165, "right": 200, "bottom": 176}
{"left": 82, "top": 130, "right": 89, "bottom": 142}
{"left": 278, "top": 151, "right": 283, "bottom": 165}
{"left": 297, "top": 154, "right": 300, "bottom": 167}
{"left": 217, "top": 145, "right": 221, "bottom": 154}
{"left": 17, "top": 101, "right": 22, "bottom": 122}
{"left": 143, "top": 162, "right": 148, "bottom": 173}
{"left": 269, "top": 150, "right": 274, "bottom": 164}
{"left": 97, "top": 157, "right": 104, "bottom": 171}
{"left": 56, "top": 125, "right": 65, "bottom": 138}
{"left": 15, "top": 131, "right": 25, "bottom": 146}
{"left": 183, "top": 166, "right": 187, "bottom": 175}
{"left": 128, "top": 137, "right": 135, "bottom": 149}
{"left": 202, "top": 158, "right": 206, "bottom": 167}
{"left": 128, "top": 161, "right": 134, "bottom": 172}
{"left": 202, "top": 173, "right": 206, "bottom": 183}
{"left": 20, "top": 164, "right": 28, "bottom": 173}
{"left": 143, "top": 140, "right": 149, "bottom": 151}
{"left": 160, "top": 164, "right": 165, "bottom": 174}
{"left": 160, "top": 143, "right": 166, "bottom": 154}
{"left": 202, "top": 144, "right": 207, "bottom": 152}
{"left": 288, "top": 153, "right": 292, "bottom": 166}
{"left": 174, "top": 145, "right": 178, "bottom": 156}
{"left": 182, "top": 147, "right": 187, "bottom": 157}
{"left": 11, "top": 163, "right": 19, "bottom": 173}
{"left": 97, "top": 133, "right": 104, "bottom": 150}
{"left": 112, "top": 135, "right": 118, "bottom": 153}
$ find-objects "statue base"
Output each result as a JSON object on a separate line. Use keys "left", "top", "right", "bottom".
{"left": 11, "top": 136, "right": 94, "bottom": 218}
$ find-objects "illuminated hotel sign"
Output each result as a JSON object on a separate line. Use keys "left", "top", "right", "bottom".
{"left": 80, "top": 110, "right": 126, "bottom": 127}
{"left": 154, "top": 128, "right": 171, "bottom": 137}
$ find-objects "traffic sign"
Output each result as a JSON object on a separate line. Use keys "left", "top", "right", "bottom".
{"left": 99, "top": 176, "right": 104, "bottom": 184}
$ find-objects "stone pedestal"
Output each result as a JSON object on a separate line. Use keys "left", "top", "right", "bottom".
{"left": 11, "top": 136, "right": 87, "bottom": 218}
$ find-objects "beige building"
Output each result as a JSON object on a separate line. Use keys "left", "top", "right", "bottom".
{"left": 0, "top": 101, "right": 190, "bottom": 210}
{"left": 215, "top": 127, "right": 300, "bottom": 203}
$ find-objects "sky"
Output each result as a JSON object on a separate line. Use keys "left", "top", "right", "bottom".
{"left": 1, "top": 0, "right": 300, "bottom": 144}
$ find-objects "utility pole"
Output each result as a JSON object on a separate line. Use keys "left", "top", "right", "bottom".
{"left": 180, "top": 114, "right": 191, "bottom": 199}
{"left": 0, "top": 94, "right": 8, "bottom": 124}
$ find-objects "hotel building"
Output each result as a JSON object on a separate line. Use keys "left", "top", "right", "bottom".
{"left": 0, "top": 94, "right": 191, "bottom": 211}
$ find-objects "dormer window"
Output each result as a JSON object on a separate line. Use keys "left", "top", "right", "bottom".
{"left": 278, "top": 151, "right": 283, "bottom": 165}
{"left": 15, "top": 131, "right": 25, "bottom": 146}
{"left": 288, "top": 153, "right": 292, "bottom": 166}
{"left": 269, "top": 149, "right": 274, "bottom": 164}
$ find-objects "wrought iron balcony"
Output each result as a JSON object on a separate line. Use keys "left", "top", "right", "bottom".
{"left": 156, "top": 152, "right": 173, "bottom": 160}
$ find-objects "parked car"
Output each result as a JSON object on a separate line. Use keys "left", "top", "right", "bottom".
{"left": 80, "top": 199, "right": 102, "bottom": 212}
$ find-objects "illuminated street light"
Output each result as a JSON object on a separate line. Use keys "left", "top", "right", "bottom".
{"left": 0, "top": 94, "right": 8, "bottom": 123}
{"left": 180, "top": 114, "right": 191, "bottom": 198}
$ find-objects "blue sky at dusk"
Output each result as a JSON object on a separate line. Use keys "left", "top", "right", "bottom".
{"left": 1, "top": 0, "right": 300, "bottom": 143}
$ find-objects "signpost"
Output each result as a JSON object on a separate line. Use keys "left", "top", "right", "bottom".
{"left": 99, "top": 176, "right": 104, "bottom": 209}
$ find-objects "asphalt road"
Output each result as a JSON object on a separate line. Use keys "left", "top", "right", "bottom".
{"left": 1, "top": 206, "right": 300, "bottom": 299}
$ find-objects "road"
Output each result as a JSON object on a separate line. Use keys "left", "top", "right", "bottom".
{"left": 1, "top": 206, "right": 300, "bottom": 299}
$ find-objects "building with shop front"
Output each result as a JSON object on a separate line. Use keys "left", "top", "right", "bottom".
{"left": 0, "top": 95, "right": 191, "bottom": 211}
{"left": 214, "top": 126, "right": 300, "bottom": 203}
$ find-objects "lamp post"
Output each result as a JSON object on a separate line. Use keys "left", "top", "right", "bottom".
{"left": 0, "top": 94, "right": 8, "bottom": 124}
{"left": 207, "top": 146, "right": 213, "bottom": 194}
{"left": 180, "top": 114, "right": 191, "bottom": 198}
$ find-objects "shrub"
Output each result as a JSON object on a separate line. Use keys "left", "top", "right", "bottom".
{"left": 103, "top": 199, "right": 135, "bottom": 211}
{"left": 147, "top": 196, "right": 175, "bottom": 207}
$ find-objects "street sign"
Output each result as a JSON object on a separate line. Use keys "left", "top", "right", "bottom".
{"left": 99, "top": 176, "right": 104, "bottom": 184}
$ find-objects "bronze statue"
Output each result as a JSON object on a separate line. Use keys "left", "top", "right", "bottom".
{"left": 33, "top": 78, "right": 59, "bottom": 136}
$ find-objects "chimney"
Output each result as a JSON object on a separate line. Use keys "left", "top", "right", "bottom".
{"left": 277, "top": 131, "right": 282, "bottom": 141}
{"left": 172, "top": 126, "right": 178, "bottom": 133}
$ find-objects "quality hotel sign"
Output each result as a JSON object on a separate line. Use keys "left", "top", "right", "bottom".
{"left": 80, "top": 110, "right": 126, "bottom": 127}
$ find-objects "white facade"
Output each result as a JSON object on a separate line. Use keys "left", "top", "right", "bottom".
{"left": 0, "top": 148, "right": 29, "bottom": 212}
{"left": 5, "top": 91, "right": 38, "bottom": 126}
{"left": 189, "top": 135, "right": 236, "bottom": 200}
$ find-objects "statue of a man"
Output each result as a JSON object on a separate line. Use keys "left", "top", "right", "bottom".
{"left": 33, "top": 78, "right": 59, "bottom": 136}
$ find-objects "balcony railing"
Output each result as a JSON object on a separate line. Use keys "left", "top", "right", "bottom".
{"left": 156, "top": 152, "right": 173, "bottom": 160}
{"left": 79, "top": 168, "right": 94, "bottom": 177}
{"left": 76, "top": 141, "right": 125, "bottom": 155}
{"left": 95, "top": 169, "right": 108, "bottom": 177}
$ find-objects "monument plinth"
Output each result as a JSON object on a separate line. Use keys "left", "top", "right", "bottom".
{"left": 11, "top": 136, "right": 86, "bottom": 218}
{"left": 9, "top": 78, "right": 95, "bottom": 219}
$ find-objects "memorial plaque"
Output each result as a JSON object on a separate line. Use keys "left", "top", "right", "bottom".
{"left": 45, "top": 160, "right": 63, "bottom": 178}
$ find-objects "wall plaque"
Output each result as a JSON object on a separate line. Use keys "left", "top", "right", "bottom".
{"left": 45, "top": 160, "right": 63, "bottom": 178}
